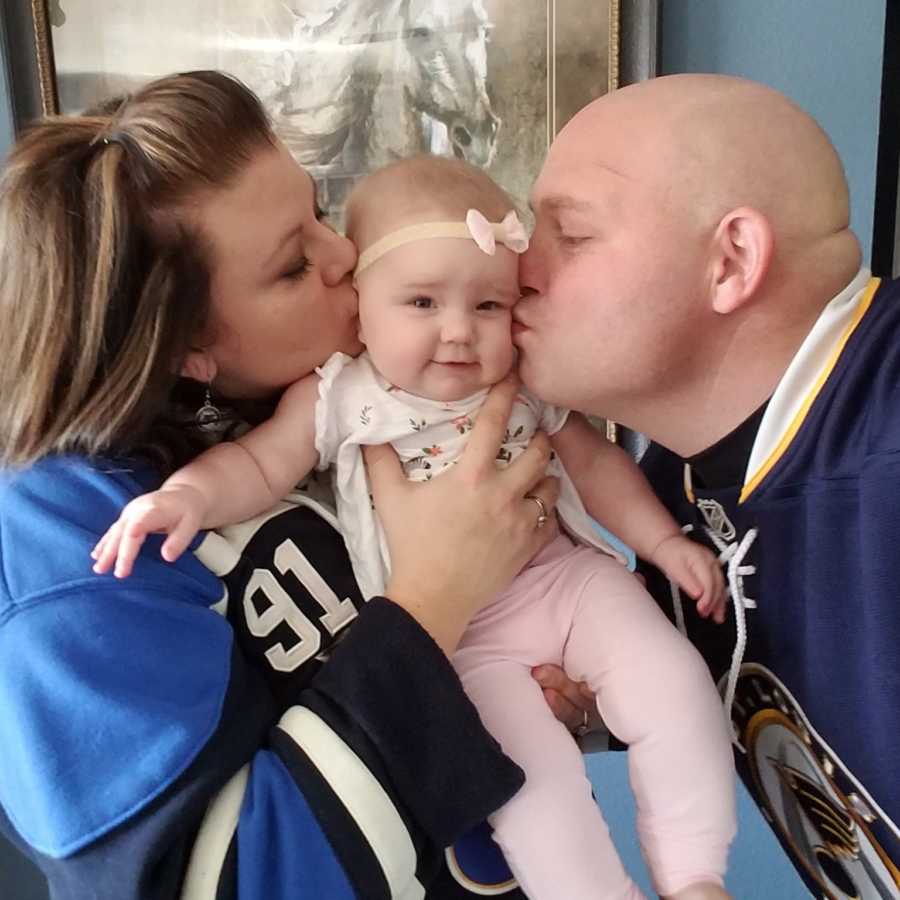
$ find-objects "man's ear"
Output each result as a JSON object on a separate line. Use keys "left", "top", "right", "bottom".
{"left": 181, "top": 350, "right": 217, "bottom": 384}
{"left": 709, "top": 207, "right": 773, "bottom": 315}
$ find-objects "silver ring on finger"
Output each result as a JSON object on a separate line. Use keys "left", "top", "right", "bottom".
{"left": 574, "top": 708, "right": 590, "bottom": 738}
{"left": 524, "top": 493, "right": 549, "bottom": 529}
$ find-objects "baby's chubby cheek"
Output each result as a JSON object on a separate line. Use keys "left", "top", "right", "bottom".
{"left": 483, "top": 339, "right": 516, "bottom": 386}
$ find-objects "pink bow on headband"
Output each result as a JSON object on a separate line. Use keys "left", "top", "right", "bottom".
{"left": 465, "top": 209, "right": 530, "bottom": 255}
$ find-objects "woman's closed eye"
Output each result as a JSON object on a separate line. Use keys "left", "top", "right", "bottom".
{"left": 282, "top": 257, "right": 312, "bottom": 280}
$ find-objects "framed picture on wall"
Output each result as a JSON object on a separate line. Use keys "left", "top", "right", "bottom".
{"left": 5, "top": 0, "right": 657, "bottom": 449}
{"left": 12, "top": 0, "right": 632, "bottom": 228}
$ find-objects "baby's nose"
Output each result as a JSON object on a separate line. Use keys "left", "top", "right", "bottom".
{"left": 441, "top": 312, "right": 474, "bottom": 343}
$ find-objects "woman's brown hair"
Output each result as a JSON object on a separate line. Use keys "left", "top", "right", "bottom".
{"left": 0, "top": 70, "right": 275, "bottom": 471}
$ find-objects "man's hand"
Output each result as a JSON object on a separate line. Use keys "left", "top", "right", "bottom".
{"left": 531, "top": 664, "right": 603, "bottom": 735}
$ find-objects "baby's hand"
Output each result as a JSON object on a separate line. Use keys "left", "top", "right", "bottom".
{"left": 650, "top": 533, "right": 726, "bottom": 623}
{"left": 91, "top": 484, "right": 207, "bottom": 579}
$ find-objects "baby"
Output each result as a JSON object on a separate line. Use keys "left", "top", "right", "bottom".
{"left": 94, "top": 155, "right": 736, "bottom": 900}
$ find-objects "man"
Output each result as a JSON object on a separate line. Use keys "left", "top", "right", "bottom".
{"left": 518, "top": 74, "right": 899, "bottom": 898}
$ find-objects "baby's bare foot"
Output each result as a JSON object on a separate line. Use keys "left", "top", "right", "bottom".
{"left": 664, "top": 882, "right": 731, "bottom": 900}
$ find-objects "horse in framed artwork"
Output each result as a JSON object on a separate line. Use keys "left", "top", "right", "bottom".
{"left": 268, "top": 0, "right": 501, "bottom": 219}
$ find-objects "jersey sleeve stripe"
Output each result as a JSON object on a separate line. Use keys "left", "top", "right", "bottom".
{"left": 277, "top": 705, "right": 425, "bottom": 900}
{"left": 179, "top": 765, "right": 248, "bottom": 900}
{"left": 270, "top": 728, "right": 393, "bottom": 899}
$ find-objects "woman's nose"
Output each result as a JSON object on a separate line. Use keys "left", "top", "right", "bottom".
{"left": 320, "top": 229, "right": 358, "bottom": 286}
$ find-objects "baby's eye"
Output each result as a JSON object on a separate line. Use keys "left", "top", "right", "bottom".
{"left": 411, "top": 296, "right": 434, "bottom": 309}
{"left": 477, "top": 300, "right": 501, "bottom": 311}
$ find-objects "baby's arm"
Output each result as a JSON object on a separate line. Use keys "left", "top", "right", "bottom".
{"left": 92, "top": 374, "right": 321, "bottom": 577}
{"left": 551, "top": 414, "right": 725, "bottom": 621}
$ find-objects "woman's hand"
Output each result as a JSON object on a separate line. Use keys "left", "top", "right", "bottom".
{"left": 364, "top": 373, "right": 560, "bottom": 655}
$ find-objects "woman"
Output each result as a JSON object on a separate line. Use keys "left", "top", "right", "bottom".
{"left": 0, "top": 71, "right": 567, "bottom": 899}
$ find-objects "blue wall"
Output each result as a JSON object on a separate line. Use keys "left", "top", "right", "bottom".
{"left": 660, "top": 0, "right": 886, "bottom": 262}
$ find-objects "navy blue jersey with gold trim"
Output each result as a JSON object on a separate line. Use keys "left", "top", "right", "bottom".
{"left": 641, "top": 272, "right": 900, "bottom": 898}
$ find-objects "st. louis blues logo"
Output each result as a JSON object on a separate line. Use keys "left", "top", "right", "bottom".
{"left": 727, "top": 664, "right": 899, "bottom": 899}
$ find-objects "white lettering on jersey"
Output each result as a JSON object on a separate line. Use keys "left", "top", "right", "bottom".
{"left": 244, "top": 538, "right": 359, "bottom": 672}
{"left": 274, "top": 539, "right": 357, "bottom": 636}
{"left": 244, "top": 568, "right": 323, "bottom": 672}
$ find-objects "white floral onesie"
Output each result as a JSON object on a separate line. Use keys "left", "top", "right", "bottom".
{"left": 314, "top": 351, "right": 622, "bottom": 601}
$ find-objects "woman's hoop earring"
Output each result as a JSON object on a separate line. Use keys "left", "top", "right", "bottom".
{"left": 195, "top": 384, "right": 223, "bottom": 432}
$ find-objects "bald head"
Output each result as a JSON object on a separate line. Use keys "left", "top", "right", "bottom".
{"left": 551, "top": 74, "right": 852, "bottom": 252}
{"left": 519, "top": 75, "right": 863, "bottom": 454}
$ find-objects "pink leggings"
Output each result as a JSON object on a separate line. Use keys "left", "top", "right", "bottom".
{"left": 453, "top": 534, "right": 736, "bottom": 899}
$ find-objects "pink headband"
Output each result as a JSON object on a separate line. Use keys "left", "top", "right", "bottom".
{"left": 354, "top": 209, "right": 529, "bottom": 276}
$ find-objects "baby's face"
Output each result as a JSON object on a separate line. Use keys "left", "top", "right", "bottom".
{"left": 356, "top": 238, "right": 519, "bottom": 401}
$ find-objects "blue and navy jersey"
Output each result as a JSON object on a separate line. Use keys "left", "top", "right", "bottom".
{"left": 641, "top": 270, "right": 900, "bottom": 899}
{"left": 0, "top": 456, "right": 526, "bottom": 899}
